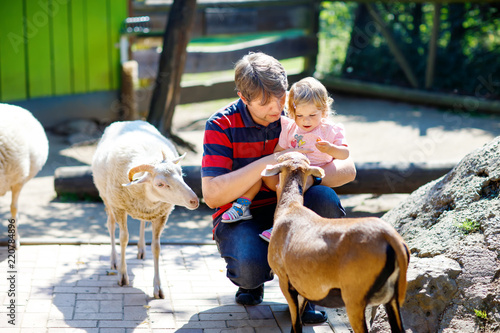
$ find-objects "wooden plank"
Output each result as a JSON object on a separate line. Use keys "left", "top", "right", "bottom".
{"left": 51, "top": 0, "right": 71, "bottom": 96}
{"left": 137, "top": 73, "right": 306, "bottom": 110}
{"left": 26, "top": 0, "right": 53, "bottom": 98}
{"left": 70, "top": 0, "right": 88, "bottom": 94}
{"left": 135, "top": 4, "right": 312, "bottom": 37}
{"left": 322, "top": 76, "right": 500, "bottom": 114}
{"left": 134, "top": 35, "right": 317, "bottom": 78}
{"left": 0, "top": 2, "right": 27, "bottom": 101}
{"left": 109, "top": 0, "right": 128, "bottom": 90}
{"left": 85, "top": 0, "right": 111, "bottom": 91}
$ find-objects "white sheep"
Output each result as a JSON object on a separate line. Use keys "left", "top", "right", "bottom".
{"left": 262, "top": 152, "right": 409, "bottom": 333}
{"left": 0, "top": 103, "right": 49, "bottom": 248}
{"left": 91, "top": 120, "right": 199, "bottom": 299}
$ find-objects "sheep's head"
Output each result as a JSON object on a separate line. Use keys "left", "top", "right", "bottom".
{"left": 122, "top": 153, "right": 199, "bottom": 210}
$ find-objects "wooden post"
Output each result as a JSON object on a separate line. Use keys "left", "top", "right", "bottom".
{"left": 425, "top": 4, "right": 441, "bottom": 89}
{"left": 120, "top": 60, "right": 139, "bottom": 120}
{"left": 147, "top": 0, "right": 197, "bottom": 135}
{"left": 304, "top": 0, "right": 321, "bottom": 75}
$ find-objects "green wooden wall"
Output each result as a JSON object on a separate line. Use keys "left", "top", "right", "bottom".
{"left": 0, "top": 0, "right": 127, "bottom": 102}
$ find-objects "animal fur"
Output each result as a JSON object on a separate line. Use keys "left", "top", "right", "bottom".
{"left": 92, "top": 120, "right": 199, "bottom": 298}
{"left": 262, "top": 152, "right": 409, "bottom": 333}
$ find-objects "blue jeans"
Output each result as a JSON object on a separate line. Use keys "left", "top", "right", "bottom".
{"left": 213, "top": 185, "right": 346, "bottom": 289}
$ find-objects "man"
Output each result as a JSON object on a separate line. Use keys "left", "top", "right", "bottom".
{"left": 201, "top": 52, "right": 356, "bottom": 323}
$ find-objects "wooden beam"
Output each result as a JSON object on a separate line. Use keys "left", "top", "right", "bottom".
{"left": 365, "top": 3, "right": 419, "bottom": 89}
{"left": 53, "top": 162, "right": 456, "bottom": 200}
{"left": 425, "top": 4, "right": 441, "bottom": 89}
{"left": 322, "top": 76, "right": 500, "bottom": 114}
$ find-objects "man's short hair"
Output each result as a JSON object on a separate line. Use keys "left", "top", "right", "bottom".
{"left": 234, "top": 52, "right": 288, "bottom": 105}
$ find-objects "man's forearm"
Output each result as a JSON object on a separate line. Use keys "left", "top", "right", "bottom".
{"left": 202, "top": 154, "right": 277, "bottom": 208}
{"left": 320, "top": 157, "right": 356, "bottom": 188}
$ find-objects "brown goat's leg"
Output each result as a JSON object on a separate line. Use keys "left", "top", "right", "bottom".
{"left": 279, "top": 279, "right": 302, "bottom": 333}
{"left": 345, "top": 301, "right": 369, "bottom": 333}
{"left": 385, "top": 297, "right": 404, "bottom": 333}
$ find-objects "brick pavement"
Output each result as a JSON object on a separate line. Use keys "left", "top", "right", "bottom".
{"left": 0, "top": 244, "right": 351, "bottom": 332}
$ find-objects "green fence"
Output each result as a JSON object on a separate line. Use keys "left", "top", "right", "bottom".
{"left": 0, "top": 0, "right": 127, "bottom": 102}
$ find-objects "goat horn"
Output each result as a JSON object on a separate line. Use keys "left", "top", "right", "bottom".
{"left": 128, "top": 164, "right": 155, "bottom": 181}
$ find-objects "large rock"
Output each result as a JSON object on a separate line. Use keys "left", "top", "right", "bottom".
{"left": 371, "top": 136, "right": 500, "bottom": 332}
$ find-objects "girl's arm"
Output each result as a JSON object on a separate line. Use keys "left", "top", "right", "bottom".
{"left": 315, "top": 141, "right": 350, "bottom": 160}
{"left": 202, "top": 154, "right": 279, "bottom": 208}
{"left": 274, "top": 144, "right": 285, "bottom": 153}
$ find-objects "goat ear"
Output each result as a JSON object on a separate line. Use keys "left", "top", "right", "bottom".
{"left": 310, "top": 166, "right": 325, "bottom": 179}
{"left": 122, "top": 173, "right": 151, "bottom": 187}
{"left": 261, "top": 164, "right": 282, "bottom": 177}
{"left": 172, "top": 152, "right": 187, "bottom": 164}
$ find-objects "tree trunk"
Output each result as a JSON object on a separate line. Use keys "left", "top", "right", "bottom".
{"left": 147, "top": 0, "right": 197, "bottom": 150}
{"left": 343, "top": 4, "right": 372, "bottom": 74}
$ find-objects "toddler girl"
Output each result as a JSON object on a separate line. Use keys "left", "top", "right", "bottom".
{"left": 259, "top": 77, "right": 349, "bottom": 240}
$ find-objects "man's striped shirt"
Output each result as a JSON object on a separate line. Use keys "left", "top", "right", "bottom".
{"left": 202, "top": 99, "right": 282, "bottom": 219}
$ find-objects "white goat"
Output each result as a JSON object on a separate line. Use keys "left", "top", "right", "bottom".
{"left": 0, "top": 103, "right": 48, "bottom": 248}
{"left": 262, "top": 152, "right": 409, "bottom": 333}
{"left": 91, "top": 120, "right": 199, "bottom": 299}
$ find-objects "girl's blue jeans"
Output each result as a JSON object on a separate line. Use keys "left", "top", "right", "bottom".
{"left": 213, "top": 185, "right": 346, "bottom": 289}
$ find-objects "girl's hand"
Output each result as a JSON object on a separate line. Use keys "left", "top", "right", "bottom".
{"left": 315, "top": 140, "right": 332, "bottom": 154}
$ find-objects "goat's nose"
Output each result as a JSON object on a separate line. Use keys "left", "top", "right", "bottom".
{"left": 190, "top": 198, "right": 199, "bottom": 208}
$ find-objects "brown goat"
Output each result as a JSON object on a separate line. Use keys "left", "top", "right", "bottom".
{"left": 262, "top": 152, "right": 409, "bottom": 333}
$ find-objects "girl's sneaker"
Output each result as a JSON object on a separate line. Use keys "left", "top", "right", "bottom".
{"left": 259, "top": 227, "right": 273, "bottom": 242}
{"left": 221, "top": 198, "right": 252, "bottom": 223}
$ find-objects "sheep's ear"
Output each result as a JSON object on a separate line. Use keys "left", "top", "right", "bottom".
{"left": 261, "top": 163, "right": 283, "bottom": 177}
{"left": 310, "top": 166, "right": 325, "bottom": 179}
{"left": 122, "top": 173, "right": 151, "bottom": 187}
{"left": 172, "top": 152, "right": 186, "bottom": 164}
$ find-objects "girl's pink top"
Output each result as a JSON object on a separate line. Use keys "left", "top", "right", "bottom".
{"left": 278, "top": 117, "right": 348, "bottom": 166}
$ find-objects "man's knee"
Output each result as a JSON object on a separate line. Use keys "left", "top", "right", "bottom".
{"left": 226, "top": 253, "right": 273, "bottom": 289}
{"left": 304, "top": 185, "right": 345, "bottom": 218}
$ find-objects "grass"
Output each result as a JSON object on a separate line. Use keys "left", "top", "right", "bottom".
{"left": 474, "top": 309, "right": 488, "bottom": 320}
{"left": 456, "top": 218, "right": 481, "bottom": 235}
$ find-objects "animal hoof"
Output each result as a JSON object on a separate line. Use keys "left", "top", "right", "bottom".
{"left": 118, "top": 273, "right": 129, "bottom": 286}
{"left": 154, "top": 287, "right": 164, "bottom": 299}
{"left": 137, "top": 251, "right": 145, "bottom": 259}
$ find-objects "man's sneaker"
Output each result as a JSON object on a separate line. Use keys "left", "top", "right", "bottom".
{"left": 222, "top": 199, "right": 252, "bottom": 223}
{"left": 259, "top": 227, "right": 273, "bottom": 242}
{"left": 235, "top": 285, "right": 264, "bottom": 305}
